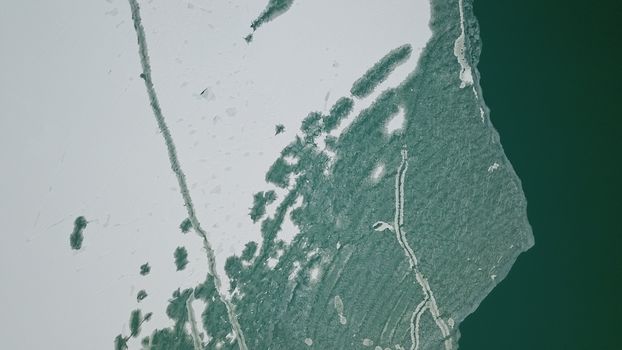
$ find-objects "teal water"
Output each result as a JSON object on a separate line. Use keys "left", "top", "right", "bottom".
{"left": 460, "top": 0, "right": 621, "bottom": 349}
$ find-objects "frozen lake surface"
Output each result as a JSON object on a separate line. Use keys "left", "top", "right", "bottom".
{"left": 0, "top": 0, "right": 532, "bottom": 349}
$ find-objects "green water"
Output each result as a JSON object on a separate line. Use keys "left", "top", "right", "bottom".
{"left": 69, "top": 216, "right": 87, "bottom": 250}
{"left": 250, "top": 0, "right": 295, "bottom": 32}
{"left": 350, "top": 44, "right": 413, "bottom": 98}
{"left": 459, "top": 0, "right": 621, "bottom": 349}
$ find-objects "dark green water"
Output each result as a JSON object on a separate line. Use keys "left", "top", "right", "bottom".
{"left": 460, "top": 0, "right": 621, "bottom": 349}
